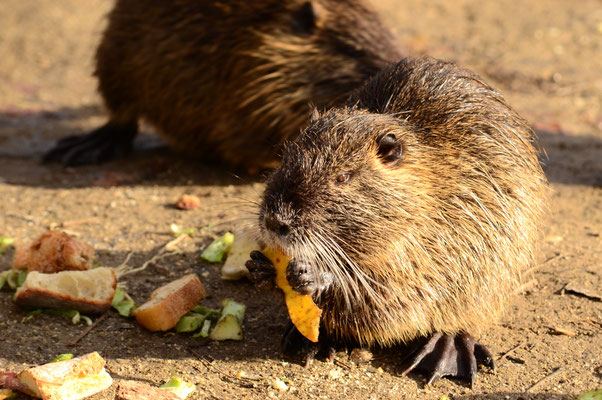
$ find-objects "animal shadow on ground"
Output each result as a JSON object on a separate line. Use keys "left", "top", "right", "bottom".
{"left": 0, "top": 107, "right": 263, "bottom": 189}
{"left": 536, "top": 128, "right": 602, "bottom": 187}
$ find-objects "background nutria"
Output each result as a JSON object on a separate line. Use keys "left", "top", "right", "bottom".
{"left": 44, "top": 0, "right": 403, "bottom": 167}
{"left": 247, "top": 56, "right": 548, "bottom": 386}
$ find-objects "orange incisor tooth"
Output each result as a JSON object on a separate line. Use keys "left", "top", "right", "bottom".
{"left": 263, "top": 247, "right": 322, "bottom": 342}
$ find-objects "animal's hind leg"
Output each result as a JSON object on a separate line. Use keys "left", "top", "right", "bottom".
{"left": 400, "top": 332, "right": 494, "bottom": 388}
{"left": 43, "top": 120, "right": 138, "bottom": 166}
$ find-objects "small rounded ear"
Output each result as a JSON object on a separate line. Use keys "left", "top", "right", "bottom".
{"left": 292, "top": 2, "right": 323, "bottom": 34}
{"left": 377, "top": 133, "right": 404, "bottom": 166}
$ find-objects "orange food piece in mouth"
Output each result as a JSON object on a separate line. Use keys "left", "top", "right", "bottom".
{"left": 263, "top": 247, "right": 322, "bottom": 343}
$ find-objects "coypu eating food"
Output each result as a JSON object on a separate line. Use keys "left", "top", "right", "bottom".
{"left": 246, "top": 56, "right": 548, "bottom": 386}
{"left": 44, "top": 0, "right": 403, "bottom": 168}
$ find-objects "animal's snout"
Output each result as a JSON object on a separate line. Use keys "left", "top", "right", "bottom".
{"left": 264, "top": 213, "right": 290, "bottom": 237}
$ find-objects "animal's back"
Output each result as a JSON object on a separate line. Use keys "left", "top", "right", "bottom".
{"left": 88, "top": 0, "right": 403, "bottom": 167}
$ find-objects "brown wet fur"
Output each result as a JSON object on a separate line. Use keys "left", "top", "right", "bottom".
{"left": 259, "top": 56, "right": 549, "bottom": 347}
{"left": 93, "top": 0, "right": 403, "bottom": 168}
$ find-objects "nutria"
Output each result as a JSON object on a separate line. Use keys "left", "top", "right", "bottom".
{"left": 44, "top": 0, "right": 403, "bottom": 167}
{"left": 246, "top": 56, "right": 548, "bottom": 386}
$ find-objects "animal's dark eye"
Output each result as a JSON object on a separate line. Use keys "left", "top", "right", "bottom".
{"left": 335, "top": 172, "right": 351, "bottom": 184}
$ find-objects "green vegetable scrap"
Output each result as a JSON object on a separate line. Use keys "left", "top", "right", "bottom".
{"left": 208, "top": 298, "right": 246, "bottom": 341}
{"left": 0, "top": 272, "right": 7, "bottom": 291}
{"left": 577, "top": 390, "right": 602, "bottom": 400}
{"left": 51, "top": 354, "right": 74, "bottom": 363}
{"left": 190, "top": 305, "right": 220, "bottom": 315}
{"left": 160, "top": 377, "right": 196, "bottom": 399}
{"left": 0, "top": 237, "right": 14, "bottom": 254}
{"left": 175, "top": 313, "right": 206, "bottom": 333}
{"left": 170, "top": 223, "right": 196, "bottom": 237}
{"left": 111, "top": 287, "right": 136, "bottom": 317}
{"left": 193, "top": 319, "right": 212, "bottom": 338}
{"left": 200, "top": 232, "right": 234, "bottom": 263}
{"left": 23, "top": 308, "right": 93, "bottom": 326}
{"left": 23, "top": 309, "right": 43, "bottom": 322}
{"left": 175, "top": 306, "right": 220, "bottom": 334}
{"left": 173, "top": 298, "right": 245, "bottom": 340}
{"left": 0, "top": 270, "right": 27, "bottom": 291}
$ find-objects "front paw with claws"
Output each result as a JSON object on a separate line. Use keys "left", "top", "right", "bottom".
{"left": 286, "top": 259, "right": 333, "bottom": 301}
{"left": 401, "top": 332, "right": 494, "bottom": 387}
{"left": 286, "top": 258, "right": 318, "bottom": 296}
{"left": 245, "top": 250, "right": 276, "bottom": 291}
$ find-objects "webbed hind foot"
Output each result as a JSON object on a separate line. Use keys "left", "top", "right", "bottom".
{"left": 401, "top": 332, "right": 494, "bottom": 387}
{"left": 43, "top": 121, "right": 137, "bottom": 166}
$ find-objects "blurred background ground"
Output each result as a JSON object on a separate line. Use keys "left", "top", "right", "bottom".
{"left": 0, "top": 0, "right": 600, "bottom": 399}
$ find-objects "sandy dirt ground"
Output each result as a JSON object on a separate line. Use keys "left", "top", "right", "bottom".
{"left": 0, "top": 0, "right": 600, "bottom": 399}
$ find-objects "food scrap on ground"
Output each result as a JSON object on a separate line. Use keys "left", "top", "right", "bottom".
{"left": 169, "top": 224, "right": 196, "bottom": 237}
{"left": 0, "top": 269, "right": 27, "bottom": 291}
{"left": 200, "top": 232, "right": 234, "bottom": 263}
{"left": 175, "top": 305, "right": 220, "bottom": 334}
{"left": 221, "top": 234, "right": 257, "bottom": 280}
{"left": 14, "top": 267, "right": 117, "bottom": 314}
{"left": 577, "top": 390, "right": 602, "bottom": 400}
{"left": 208, "top": 298, "right": 246, "bottom": 341}
{"left": 175, "top": 194, "right": 201, "bottom": 210}
{"left": 2, "top": 352, "right": 112, "bottom": 400}
{"left": 24, "top": 308, "right": 93, "bottom": 326}
{"left": 134, "top": 274, "right": 206, "bottom": 331}
{"left": 0, "top": 237, "right": 14, "bottom": 255}
{"left": 12, "top": 231, "right": 94, "bottom": 273}
{"left": 159, "top": 377, "right": 196, "bottom": 399}
{"left": 111, "top": 286, "right": 136, "bottom": 317}
{"left": 50, "top": 354, "right": 74, "bottom": 363}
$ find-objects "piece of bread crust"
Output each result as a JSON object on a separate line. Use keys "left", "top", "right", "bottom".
{"left": 12, "top": 231, "right": 94, "bottom": 273}
{"left": 14, "top": 267, "right": 116, "bottom": 314}
{"left": 17, "top": 352, "right": 112, "bottom": 400}
{"left": 134, "top": 274, "right": 206, "bottom": 331}
{"left": 116, "top": 380, "right": 181, "bottom": 400}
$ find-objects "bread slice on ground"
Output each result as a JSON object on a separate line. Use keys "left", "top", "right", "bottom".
{"left": 12, "top": 230, "right": 94, "bottom": 273}
{"left": 116, "top": 380, "right": 181, "bottom": 400}
{"left": 14, "top": 267, "right": 116, "bottom": 314}
{"left": 134, "top": 274, "right": 206, "bottom": 331}
{"left": 17, "top": 352, "right": 112, "bottom": 400}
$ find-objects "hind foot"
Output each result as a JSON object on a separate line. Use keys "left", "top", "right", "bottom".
{"left": 43, "top": 121, "right": 138, "bottom": 166}
{"left": 401, "top": 332, "right": 494, "bottom": 387}
{"left": 282, "top": 320, "right": 337, "bottom": 366}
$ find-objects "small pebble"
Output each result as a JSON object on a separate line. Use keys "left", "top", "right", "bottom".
{"left": 349, "top": 348, "right": 373, "bottom": 364}
{"left": 272, "top": 378, "right": 288, "bottom": 391}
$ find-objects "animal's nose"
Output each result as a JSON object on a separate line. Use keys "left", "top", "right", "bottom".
{"left": 264, "top": 213, "right": 290, "bottom": 237}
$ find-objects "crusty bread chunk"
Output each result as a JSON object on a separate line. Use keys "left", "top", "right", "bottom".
{"left": 116, "top": 380, "right": 181, "bottom": 400}
{"left": 17, "top": 352, "right": 112, "bottom": 400}
{"left": 12, "top": 231, "right": 94, "bottom": 273}
{"left": 14, "top": 267, "right": 116, "bottom": 314}
{"left": 134, "top": 274, "right": 206, "bottom": 331}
